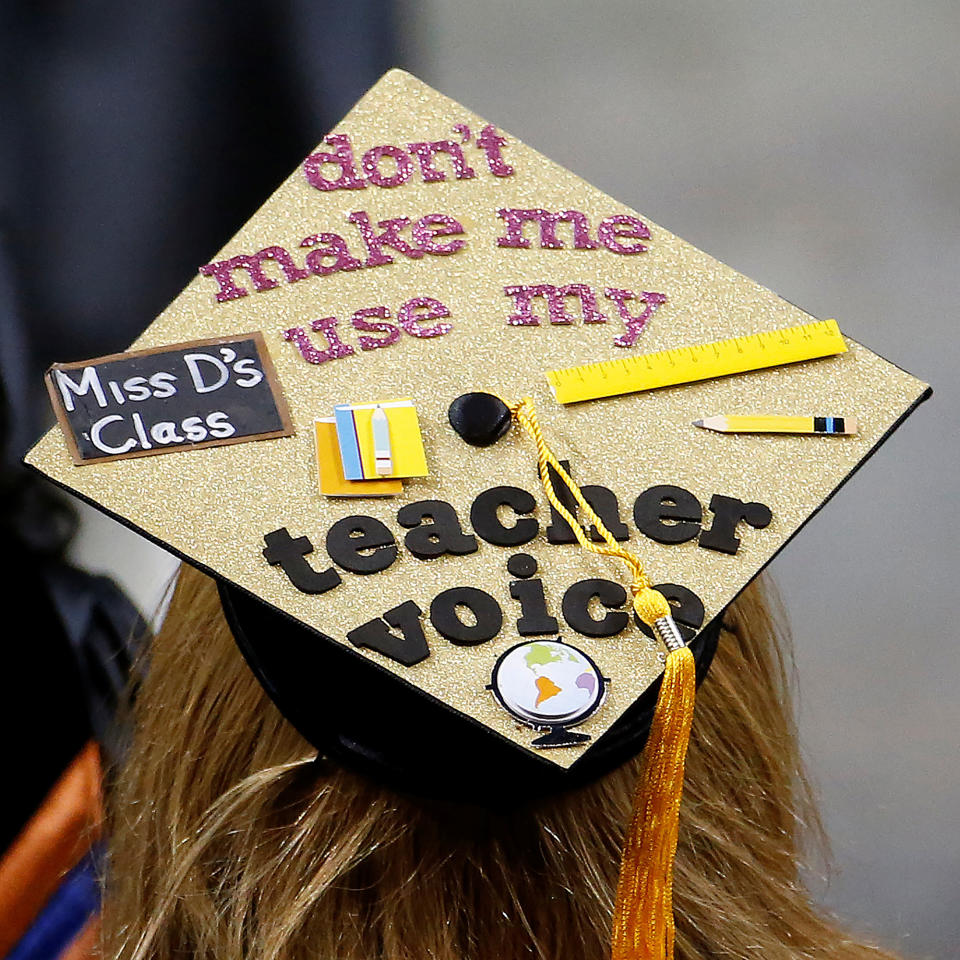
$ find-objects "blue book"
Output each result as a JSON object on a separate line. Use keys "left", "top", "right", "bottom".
{"left": 333, "top": 405, "right": 364, "bottom": 481}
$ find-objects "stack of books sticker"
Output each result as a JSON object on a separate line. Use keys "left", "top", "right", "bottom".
{"left": 314, "top": 398, "right": 428, "bottom": 497}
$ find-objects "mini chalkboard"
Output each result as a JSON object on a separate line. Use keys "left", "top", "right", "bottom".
{"left": 45, "top": 332, "right": 294, "bottom": 465}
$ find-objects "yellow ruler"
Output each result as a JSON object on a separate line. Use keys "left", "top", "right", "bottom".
{"left": 546, "top": 319, "right": 847, "bottom": 404}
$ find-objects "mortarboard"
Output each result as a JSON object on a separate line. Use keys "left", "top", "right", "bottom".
{"left": 25, "top": 69, "right": 929, "bottom": 958}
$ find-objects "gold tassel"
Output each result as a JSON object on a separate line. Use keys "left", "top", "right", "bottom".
{"left": 510, "top": 396, "right": 697, "bottom": 960}
{"left": 611, "top": 644, "right": 695, "bottom": 960}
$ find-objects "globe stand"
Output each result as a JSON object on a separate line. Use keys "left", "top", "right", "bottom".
{"left": 532, "top": 726, "right": 591, "bottom": 748}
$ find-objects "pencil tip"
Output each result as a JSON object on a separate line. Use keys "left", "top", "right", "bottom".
{"left": 692, "top": 419, "right": 703, "bottom": 428}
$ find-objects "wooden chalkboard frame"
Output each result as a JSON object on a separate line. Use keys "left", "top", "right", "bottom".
{"left": 45, "top": 331, "right": 294, "bottom": 465}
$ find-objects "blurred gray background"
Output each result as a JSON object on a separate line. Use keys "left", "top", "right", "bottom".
{"left": 48, "top": 2, "right": 958, "bottom": 957}
{"left": 398, "top": 4, "right": 959, "bottom": 955}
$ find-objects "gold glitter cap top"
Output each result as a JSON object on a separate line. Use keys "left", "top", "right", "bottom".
{"left": 25, "top": 70, "right": 929, "bottom": 801}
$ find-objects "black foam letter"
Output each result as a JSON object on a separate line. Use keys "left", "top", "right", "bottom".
{"left": 510, "top": 578, "right": 559, "bottom": 636}
{"left": 548, "top": 484, "right": 631, "bottom": 544}
{"left": 634, "top": 484, "right": 702, "bottom": 545}
{"left": 698, "top": 495, "right": 772, "bottom": 555}
{"left": 561, "top": 578, "right": 629, "bottom": 637}
{"left": 635, "top": 583, "right": 705, "bottom": 642}
{"left": 325, "top": 516, "right": 398, "bottom": 574}
{"left": 262, "top": 527, "right": 341, "bottom": 594}
{"left": 429, "top": 587, "right": 503, "bottom": 645}
{"left": 347, "top": 600, "right": 429, "bottom": 666}
{"left": 397, "top": 500, "right": 478, "bottom": 560}
{"left": 470, "top": 486, "right": 539, "bottom": 546}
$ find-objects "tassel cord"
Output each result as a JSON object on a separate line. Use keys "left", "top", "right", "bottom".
{"left": 509, "top": 396, "right": 698, "bottom": 960}
{"left": 510, "top": 398, "right": 670, "bottom": 624}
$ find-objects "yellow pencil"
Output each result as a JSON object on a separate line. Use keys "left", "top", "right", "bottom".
{"left": 693, "top": 415, "right": 858, "bottom": 435}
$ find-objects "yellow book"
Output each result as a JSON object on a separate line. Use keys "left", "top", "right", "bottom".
{"left": 335, "top": 399, "right": 429, "bottom": 480}
{"left": 314, "top": 419, "right": 402, "bottom": 497}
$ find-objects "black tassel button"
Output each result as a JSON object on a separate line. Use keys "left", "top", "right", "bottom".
{"left": 448, "top": 392, "right": 512, "bottom": 447}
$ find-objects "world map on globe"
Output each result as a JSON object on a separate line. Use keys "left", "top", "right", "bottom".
{"left": 491, "top": 639, "right": 605, "bottom": 728}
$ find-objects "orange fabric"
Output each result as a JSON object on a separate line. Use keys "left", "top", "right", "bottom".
{"left": 0, "top": 741, "right": 102, "bottom": 960}
{"left": 57, "top": 912, "right": 100, "bottom": 960}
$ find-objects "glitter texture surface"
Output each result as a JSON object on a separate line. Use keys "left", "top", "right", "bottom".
{"left": 26, "top": 70, "right": 928, "bottom": 768}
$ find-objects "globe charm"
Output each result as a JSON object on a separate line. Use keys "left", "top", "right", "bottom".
{"left": 489, "top": 639, "right": 608, "bottom": 748}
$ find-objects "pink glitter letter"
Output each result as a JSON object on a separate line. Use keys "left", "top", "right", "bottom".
{"left": 496, "top": 209, "right": 598, "bottom": 250}
{"left": 351, "top": 306, "right": 401, "bottom": 351}
{"left": 347, "top": 211, "right": 424, "bottom": 267}
{"left": 303, "top": 134, "right": 367, "bottom": 192}
{"left": 503, "top": 285, "right": 541, "bottom": 325}
{"left": 603, "top": 289, "right": 667, "bottom": 347}
{"left": 503, "top": 283, "right": 606, "bottom": 326}
{"left": 300, "top": 232, "right": 363, "bottom": 276}
{"left": 547, "top": 283, "right": 607, "bottom": 324}
{"left": 199, "top": 245, "right": 308, "bottom": 302}
{"left": 397, "top": 297, "right": 453, "bottom": 338}
{"left": 412, "top": 214, "right": 466, "bottom": 255}
{"left": 283, "top": 317, "right": 356, "bottom": 364}
{"left": 361, "top": 145, "right": 414, "bottom": 188}
{"left": 406, "top": 140, "right": 477, "bottom": 182}
{"left": 199, "top": 261, "right": 247, "bottom": 302}
{"left": 476, "top": 124, "right": 514, "bottom": 177}
{"left": 597, "top": 215, "right": 650, "bottom": 254}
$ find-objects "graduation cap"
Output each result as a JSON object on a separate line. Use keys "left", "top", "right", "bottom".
{"left": 26, "top": 69, "right": 928, "bottom": 958}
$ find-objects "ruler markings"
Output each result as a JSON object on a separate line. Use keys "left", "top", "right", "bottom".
{"left": 546, "top": 319, "right": 846, "bottom": 404}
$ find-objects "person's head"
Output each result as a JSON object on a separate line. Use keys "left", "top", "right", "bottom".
{"left": 24, "top": 70, "right": 924, "bottom": 960}
{"left": 104, "top": 565, "right": 894, "bottom": 960}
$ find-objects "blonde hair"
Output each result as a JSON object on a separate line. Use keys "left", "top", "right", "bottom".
{"left": 104, "top": 565, "right": 896, "bottom": 960}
